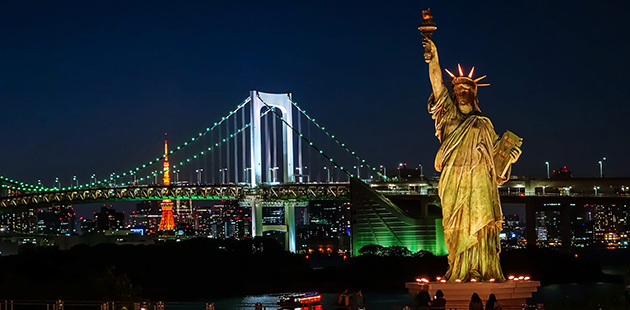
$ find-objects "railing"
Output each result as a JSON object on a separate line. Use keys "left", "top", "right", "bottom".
{"left": 0, "top": 300, "right": 548, "bottom": 310}
{"left": 401, "top": 305, "right": 544, "bottom": 310}
{"left": 0, "top": 300, "right": 216, "bottom": 310}
{"left": 379, "top": 187, "right": 628, "bottom": 198}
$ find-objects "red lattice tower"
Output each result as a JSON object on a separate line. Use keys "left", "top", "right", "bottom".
{"left": 158, "top": 134, "right": 175, "bottom": 231}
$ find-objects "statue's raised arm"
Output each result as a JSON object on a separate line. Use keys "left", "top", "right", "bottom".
{"left": 422, "top": 38, "right": 445, "bottom": 97}
{"left": 419, "top": 9, "right": 445, "bottom": 97}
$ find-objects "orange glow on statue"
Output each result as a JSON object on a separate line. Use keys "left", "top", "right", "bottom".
{"left": 422, "top": 10, "right": 522, "bottom": 282}
{"left": 158, "top": 133, "right": 175, "bottom": 231}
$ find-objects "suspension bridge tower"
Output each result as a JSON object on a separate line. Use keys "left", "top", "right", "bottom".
{"left": 158, "top": 134, "right": 175, "bottom": 231}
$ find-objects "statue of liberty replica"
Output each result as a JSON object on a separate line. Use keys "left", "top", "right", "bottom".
{"left": 420, "top": 9, "right": 522, "bottom": 283}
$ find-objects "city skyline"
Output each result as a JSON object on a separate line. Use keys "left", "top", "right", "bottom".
{"left": 1, "top": 199, "right": 628, "bottom": 252}
{"left": 2, "top": 1, "right": 630, "bottom": 186}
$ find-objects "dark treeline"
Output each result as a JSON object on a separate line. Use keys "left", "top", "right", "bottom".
{"left": 0, "top": 239, "right": 624, "bottom": 302}
{"left": 0, "top": 238, "right": 306, "bottom": 301}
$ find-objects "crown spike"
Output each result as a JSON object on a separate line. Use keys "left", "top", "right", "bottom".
{"left": 476, "top": 83, "right": 490, "bottom": 87}
{"left": 444, "top": 68, "right": 456, "bottom": 78}
{"left": 468, "top": 66, "right": 475, "bottom": 78}
{"left": 458, "top": 64, "right": 464, "bottom": 76}
{"left": 473, "top": 75, "right": 487, "bottom": 83}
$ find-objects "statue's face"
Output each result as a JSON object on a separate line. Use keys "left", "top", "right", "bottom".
{"left": 454, "top": 84, "right": 475, "bottom": 114}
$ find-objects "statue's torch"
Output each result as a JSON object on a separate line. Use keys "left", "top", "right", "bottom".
{"left": 418, "top": 9, "right": 437, "bottom": 63}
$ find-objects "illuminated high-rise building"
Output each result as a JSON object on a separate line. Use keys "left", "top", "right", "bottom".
{"left": 94, "top": 205, "right": 125, "bottom": 231}
{"left": 36, "top": 205, "right": 77, "bottom": 235}
{"left": 158, "top": 134, "right": 175, "bottom": 231}
{"left": 129, "top": 201, "right": 162, "bottom": 233}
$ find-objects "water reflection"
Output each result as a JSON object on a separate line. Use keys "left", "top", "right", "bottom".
{"left": 210, "top": 284, "right": 627, "bottom": 310}
{"left": 213, "top": 293, "right": 409, "bottom": 310}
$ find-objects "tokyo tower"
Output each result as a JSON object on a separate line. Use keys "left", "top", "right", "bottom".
{"left": 158, "top": 134, "right": 175, "bottom": 231}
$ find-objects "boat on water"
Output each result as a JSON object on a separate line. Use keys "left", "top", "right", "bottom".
{"left": 277, "top": 292, "right": 322, "bottom": 308}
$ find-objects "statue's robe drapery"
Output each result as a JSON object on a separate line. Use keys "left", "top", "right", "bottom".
{"left": 428, "top": 88, "right": 508, "bottom": 282}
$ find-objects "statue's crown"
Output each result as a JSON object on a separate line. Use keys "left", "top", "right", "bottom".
{"left": 445, "top": 64, "right": 490, "bottom": 88}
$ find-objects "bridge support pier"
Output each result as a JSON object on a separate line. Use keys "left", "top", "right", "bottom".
{"left": 242, "top": 195, "right": 300, "bottom": 253}
{"left": 245, "top": 195, "right": 264, "bottom": 238}
{"left": 284, "top": 201, "right": 296, "bottom": 253}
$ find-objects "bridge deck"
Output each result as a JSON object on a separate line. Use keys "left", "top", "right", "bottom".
{"left": 0, "top": 184, "right": 351, "bottom": 207}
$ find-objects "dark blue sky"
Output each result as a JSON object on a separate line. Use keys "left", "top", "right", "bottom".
{"left": 2, "top": 0, "right": 629, "bottom": 188}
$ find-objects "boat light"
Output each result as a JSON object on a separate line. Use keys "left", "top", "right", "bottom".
{"left": 299, "top": 295, "right": 322, "bottom": 304}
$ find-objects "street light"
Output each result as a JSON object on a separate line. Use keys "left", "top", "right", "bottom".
{"left": 72, "top": 175, "right": 78, "bottom": 188}
{"left": 196, "top": 169, "right": 204, "bottom": 184}
{"left": 90, "top": 174, "right": 96, "bottom": 185}
{"left": 244, "top": 167, "right": 252, "bottom": 184}
{"left": 219, "top": 168, "right": 228, "bottom": 184}
{"left": 594, "top": 186, "right": 600, "bottom": 196}
{"left": 380, "top": 165, "right": 387, "bottom": 180}
{"left": 599, "top": 157, "right": 606, "bottom": 178}
{"left": 174, "top": 170, "right": 180, "bottom": 183}
{"left": 55, "top": 177, "right": 60, "bottom": 189}
{"left": 354, "top": 165, "right": 361, "bottom": 179}
{"left": 418, "top": 163, "right": 423, "bottom": 177}
{"left": 295, "top": 167, "right": 303, "bottom": 183}
{"left": 545, "top": 162, "right": 550, "bottom": 179}
{"left": 269, "top": 167, "right": 279, "bottom": 183}
{"left": 324, "top": 166, "right": 331, "bottom": 183}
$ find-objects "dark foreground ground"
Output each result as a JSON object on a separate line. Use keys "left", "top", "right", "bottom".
{"left": 0, "top": 238, "right": 627, "bottom": 308}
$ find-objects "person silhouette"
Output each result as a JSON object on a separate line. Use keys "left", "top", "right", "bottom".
{"left": 431, "top": 290, "right": 446, "bottom": 309}
{"left": 469, "top": 293, "right": 483, "bottom": 310}
{"left": 485, "top": 293, "right": 501, "bottom": 310}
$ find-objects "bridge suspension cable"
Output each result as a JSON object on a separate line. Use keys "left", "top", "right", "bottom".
{"left": 256, "top": 93, "right": 370, "bottom": 179}
{"left": 0, "top": 175, "right": 49, "bottom": 191}
{"left": 159, "top": 114, "right": 265, "bottom": 181}
{"left": 287, "top": 96, "right": 383, "bottom": 178}
{"left": 114, "top": 107, "right": 272, "bottom": 187}
{"left": 0, "top": 96, "right": 251, "bottom": 193}
{"left": 60, "top": 97, "right": 251, "bottom": 190}
{"left": 3, "top": 91, "right": 385, "bottom": 194}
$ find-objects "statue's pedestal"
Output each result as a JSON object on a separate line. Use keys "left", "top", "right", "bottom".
{"left": 406, "top": 281, "right": 541, "bottom": 308}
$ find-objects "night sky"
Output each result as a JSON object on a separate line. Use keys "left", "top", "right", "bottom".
{"left": 2, "top": 0, "right": 630, "bottom": 190}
